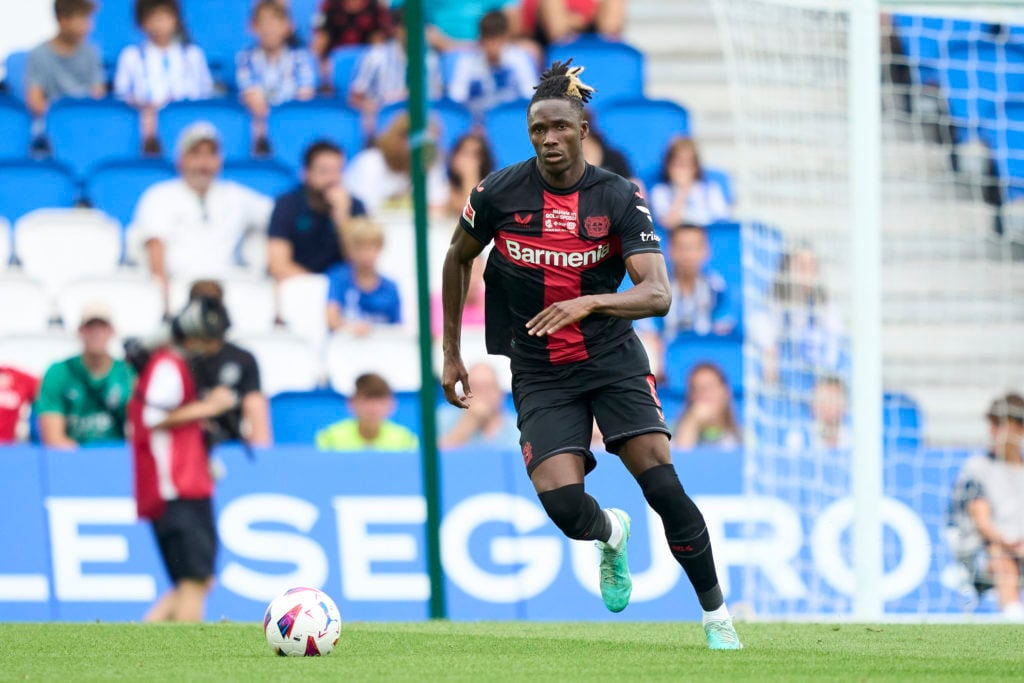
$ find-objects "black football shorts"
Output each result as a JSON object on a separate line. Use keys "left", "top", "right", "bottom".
{"left": 511, "top": 335, "right": 671, "bottom": 475}
{"left": 152, "top": 498, "right": 218, "bottom": 584}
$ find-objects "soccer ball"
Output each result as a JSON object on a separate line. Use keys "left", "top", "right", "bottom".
{"left": 264, "top": 587, "right": 342, "bottom": 657}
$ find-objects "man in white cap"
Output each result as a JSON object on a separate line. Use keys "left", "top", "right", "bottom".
{"left": 129, "top": 121, "right": 274, "bottom": 292}
{"left": 35, "top": 302, "right": 135, "bottom": 447}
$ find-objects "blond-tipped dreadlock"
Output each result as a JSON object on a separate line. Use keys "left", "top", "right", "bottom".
{"left": 530, "top": 58, "right": 596, "bottom": 112}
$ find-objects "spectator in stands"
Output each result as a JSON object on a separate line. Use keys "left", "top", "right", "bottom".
{"left": 131, "top": 122, "right": 274, "bottom": 293}
{"left": 25, "top": 0, "right": 105, "bottom": 125}
{"left": 950, "top": 393, "right": 1024, "bottom": 619}
{"left": 315, "top": 373, "right": 418, "bottom": 450}
{"left": 749, "top": 245, "right": 845, "bottom": 384}
{"left": 519, "top": 0, "right": 626, "bottom": 46}
{"left": 268, "top": 140, "right": 367, "bottom": 280}
{"left": 637, "top": 224, "right": 735, "bottom": 358}
{"left": 447, "top": 11, "right": 537, "bottom": 120}
{"left": 326, "top": 218, "right": 402, "bottom": 334}
{"left": 785, "top": 376, "right": 849, "bottom": 452}
{"left": 431, "top": 255, "right": 486, "bottom": 337}
{"left": 344, "top": 112, "right": 449, "bottom": 215}
{"left": 581, "top": 109, "right": 633, "bottom": 181}
{"left": 446, "top": 133, "right": 495, "bottom": 217}
{"left": 311, "top": 0, "right": 393, "bottom": 84}
{"left": 237, "top": 0, "right": 317, "bottom": 154}
{"left": 438, "top": 362, "right": 518, "bottom": 449}
{"left": 0, "top": 366, "right": 39, "bottom": 444}
{"left": 114, "top": 0, "right": 214, "bottom": 150}
{"left": 348, "top": 7, "right": 442, "bottom": 132}
{"left": 673, "top": 362, "right": 741, "bottom": 451}
{"left": 185, "top": 280, "right": 272, "bottom": 447}
{"left": 35, "top": 303, "right": 134, "bottom": 448}
{"left": 650, "top": 137, "right": 730, "bottom": 228}
{"left": 423, "top": 0, "right": 519, "bottom": 51}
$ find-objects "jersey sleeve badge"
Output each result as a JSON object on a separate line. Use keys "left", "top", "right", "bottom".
{"left": 462, "top": 196, "right": 476, "bottom": 227}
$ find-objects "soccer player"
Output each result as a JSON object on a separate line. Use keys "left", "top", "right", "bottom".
{"left": 441, "top": 60, "right": 742, "bottom": 649}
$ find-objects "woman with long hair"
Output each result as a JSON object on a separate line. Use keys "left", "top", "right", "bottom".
{"left": 673, "top": 362, "right": 741, "bottom": 450}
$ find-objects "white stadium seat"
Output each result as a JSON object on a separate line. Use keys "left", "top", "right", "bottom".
{"left": 277, "top": 273, "right": 329, "bottom": 351}
{"left": 234, "top": 332, "right": 321, "bottom": 396}
{"left": 168, "top": 275, "right": 277, "bottom": 336}
{"left": 0, "top": 276, "right": 53, "bottom": 334}
{"left": 57, "top": 274, "right": 164, "bottom": 338}
{"left": 14, "top": 209, "right": 122, "bottom": 295}
{"left": 0, "top": 332, "right": 78, "bottom": 377}
{"left": 326, "top": 327, "right": 421, "bottom": 394}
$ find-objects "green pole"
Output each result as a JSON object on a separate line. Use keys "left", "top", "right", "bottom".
{"left": 404, "top": 0, "right": 446, "bottom": 620}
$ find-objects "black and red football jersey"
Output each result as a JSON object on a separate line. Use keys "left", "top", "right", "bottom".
{"left": 459, "top": 160, "right": 663, "bottom": 369}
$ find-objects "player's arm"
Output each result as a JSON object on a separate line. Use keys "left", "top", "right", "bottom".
{"left": 441, "top": 228, "right": 486, "bottom": 408}
{"left": 527, "top": 251, "right": 671, "bottom": 337}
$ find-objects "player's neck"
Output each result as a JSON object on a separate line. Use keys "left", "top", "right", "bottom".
{"left": 538, "top": 159, "right": 586, "bottom": 190}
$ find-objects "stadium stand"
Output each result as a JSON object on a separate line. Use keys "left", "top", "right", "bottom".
{"left": 91, "top": 0, "right": 143, "bottom": 72}
{"left": 167, "top": 275, "right": 277, "bottom": 337}
{"left": 0, "top": 99, "right": 32, "bottom": 159}
{"left": 0, "top": 332, "right": 79, "bottom": 378}
{"left": 14, "top": 209, "right": 122, "bottom": 296}
{"left": 0, "top": 160, "right": 77, "bottom": 224}
{"left": 235, "top": 331, "right": 321, "bottom": 395}
{"left": 3, "top": 51, "right": 27, "bottom": 102}
{"left": 181, "top": 0, "right": 254, "bottom": 83}
{"left": 0, "top": 276, "right": 52, "bottom": 334}
{"left": 0, "top": 218, "right": 10, "bottom": 266}
{"left": 596, "top": 97, "right": 691, "bottom": 188}
{"left": 326, "top": 328, "right": 422, "bottom": 394}
{"left": 156, "top": 99, "right": 253, "bottom": 161}
{"left": 664, "top": 334, "right": 744, "bottom": 398}
{"left": 331, "top": 45, "right": 370, "bottom": 95}
{"left": 271, "top": 390, "right": 348, "bottom": 443}
{"left": 277, "top": 272, "right": 330, "bottom": 349}
{"left": 288, "top": 0, "right": 322, "bottom": 44}
{"left": 86, "top": 158, "right": 177, "bottom": 229}
{"left": 547, "top": 37, "right": 645, "bottom": 104}
{"left": 484, "top": 99, "right": 535, "bottom": 168}
{"left": 46, "top": 99, "right": 141, "bottom": 180}
{"left": 221, "top": 159, "right": 296, "bottom": 199}
{"left": 267, "top": 100, "right": 363, "bottom": 171}
{"left": 56, "top": 274, "right": 164, "bottom": 338}
{"left": 375, "top": 99, "right": 474, "bottom": 154}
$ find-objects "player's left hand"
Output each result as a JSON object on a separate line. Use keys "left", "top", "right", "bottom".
{"left": 526, "top": 296, "right": 595, "bottom": 336}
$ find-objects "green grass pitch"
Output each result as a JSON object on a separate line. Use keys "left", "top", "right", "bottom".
{"left": 1, "top": 622, "right": 1022, "bottom": 682}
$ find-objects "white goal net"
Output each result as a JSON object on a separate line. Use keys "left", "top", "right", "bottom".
{"left": 710, "top": 0, "right": 1024, "bottom": 617}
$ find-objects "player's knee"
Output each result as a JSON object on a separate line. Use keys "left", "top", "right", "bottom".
{"left": 538, "top": 483, "right": 597, "bottom": 540}
{"left": 636, "top": 463, "right": 705, "bottom": 536}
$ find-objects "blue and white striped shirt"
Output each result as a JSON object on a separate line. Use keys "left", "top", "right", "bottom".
{"left": 235, "top": 46, "right": 317, "bottom": 105}
{"left": 114, "top": 41, "right": 213, "bottom": 107}
{"left": 348, "top": 41, "right": 441, "bottom": 106}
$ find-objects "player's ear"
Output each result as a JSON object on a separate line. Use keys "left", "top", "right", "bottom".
{"left": 579, "top": 116, "right": 590, "bottom": 140}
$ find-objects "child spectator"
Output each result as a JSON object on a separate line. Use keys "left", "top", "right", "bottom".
{"left": 316, "top": 373, "right": 418, "bottom": 451}
{"left": 438, "top": 362, "right": 518, "bottom": 449}
{"left": 114, "top": 0, "right": 214, "bottom": 148}
{"left": 520, "top": 0, "right": 626, "bottom": 46}
{"left": 431, "top": 255, "right": 485, "bottom": 337}
{"left": 949, "top": 393, "right": 1024, "bottom": 618}
{"left": 0, "top": 366, "right": 39, "bottom": 444}
{"left": 344, "top": 112, "right": 449, "bottom": 214}
{"left": 35, "top": 303, "right": 135, "bottom": 448}
{"left": 447, "top": 11, "right": 537, "bottom": 120}
{"left": 649, "top": 137, "right": 730, "bottom": 228}
{"left": 424, "top": 0, "right": 518, "bottom": 51}
{"left": 673, "top": 363, "right": 741, "bottom": 451}
{"left": 785, "top": 376, "right": 849, "bottom": 452}
{"left": 25, "top": 0, "right": 105, "bottom": 120}
{"left": 326, "top": 218, "right": 401, "bottom": 335}
{"left": 638, "top": 224, "right": 735, "bottom": 350}
{"left": 445, "top": 132, "right": 494, "bottom": 218}
{"left": 312, "top": 0, "right": 393, "bottom": 83}
{"left": 237, "top": 0, "right": 317, "bottom": 153}
{"left": 348, "top": 7, "right": 442, "bottom": 129}
{"left": 268, "top": 139, "right": 367, "bottom": 280}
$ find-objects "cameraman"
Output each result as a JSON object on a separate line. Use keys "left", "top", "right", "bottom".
{"left": 128, "top": 297, "right": 237, "bottom": 623}
{"left": 186, "top": 280, "right": 272, "bottom": 448}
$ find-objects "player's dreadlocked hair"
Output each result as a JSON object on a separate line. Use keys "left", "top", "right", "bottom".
{"left": 530, "top": 59, "right": 596, "bottom": 113}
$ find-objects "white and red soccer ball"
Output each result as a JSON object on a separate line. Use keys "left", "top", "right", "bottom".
{"left": 264, "top": 587, "right": 342, "bottom": 657}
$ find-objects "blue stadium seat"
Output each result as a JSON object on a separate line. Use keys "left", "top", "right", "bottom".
{"left": 596, "top": 98, "right": 689, "bottom": 188}
{"left": 289, "top": 0, "right": 323, "bottom": 43}
{"left": 663, "top": 335, "right": 743, "bottom": 397}
{"left": 332, "top": 45, "right": 370, "bottom": 94}
{"left": 85, "top": 158, "right": 176, "bottom": 228}
{"left": 0, "top": 98, "right": 31, "bottom": 159}
{"left": 181, "top": 0, "right": 254, "bottom": 79}
{"left": 703, "top": 167, "right": 734, "bottom": 206}
{"left": 46, "top": 99, "right": 140, "bottom": 179}
{"left": 376, "top": 99, "right": 474, "bottom": 154}
{"left": 222, "top": 159, "right": 297, "bottom": 199}
{"left": 546, "top": 37, "right": 644, "bottom": 104}
{"left": 440, "top": 49, "right": 470, "bottom": 91}
{"left": 484, "top": 99, "right": 533, "bottom": 168}
{"left": 157, "top": 99, "right": 252, "bottom": 161}
{"left": 267, "top": 100, "right": 363, "bottom": 171}
{"left": 271, "top": 391, "right": 348, "bottom": 444}
{"left": 4, "top": 51, "right": 27, "bottom": 101}
{"left": 92, "top": 0, "right": 143, "bottom": 70}
{"left": 706, "top": 221, "right": 743, "bottom": 331}
{"left": 0, "top": 160, "right": 77, "bottom": 223}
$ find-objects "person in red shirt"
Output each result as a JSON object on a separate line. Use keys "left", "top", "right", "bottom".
{"left": 128, "top": 296, "right": 237, "bottom": 622}
{"left": 0, "top": 366, "right": 38, "bottom": 444}
{"left": 519, "top": 0, "right": 625, "bottom": 45}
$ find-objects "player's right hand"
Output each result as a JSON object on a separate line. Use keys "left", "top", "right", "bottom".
{"left": 442, "top": 355, "right": 473, "bottom": 409}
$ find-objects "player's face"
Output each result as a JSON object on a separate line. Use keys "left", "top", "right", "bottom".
{"left": 670, "top": 229, "right": 708, "bottom": 277}
{"left": 179, "top": 141, "right": 222, "bottom": 194}
{"left": 528, "top": 99, "right": 589, "bottom": 185}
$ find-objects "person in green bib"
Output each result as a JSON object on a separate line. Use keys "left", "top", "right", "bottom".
{"left": 316, "top": 373, "right": 418, "bottom": 452}
{"left": 36, "top": 302, "right": 135, "bottom": 447}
